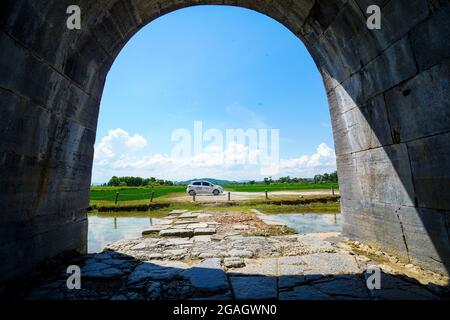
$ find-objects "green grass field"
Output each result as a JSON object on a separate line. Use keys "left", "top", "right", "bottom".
{"left": 90, "top": 183, "right": 338, "bottom": 205}
{"left": 89, "top": 183, "right": 340, "bottom": 214}
{"left": 89, "top": 196, "right": 341, "bottom": 215}
{"left": 90, "top": 185, "right": 186, "bottom": 203}
{"left": 224, "top": 182, "right": 338, "bottom": 192}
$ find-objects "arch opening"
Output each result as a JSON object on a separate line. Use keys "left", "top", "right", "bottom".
{"left": 0, "top": 0, "right": 449, "bottom": 286}
{"left": 89, "top": 5, "right": 337, "bottom": 253}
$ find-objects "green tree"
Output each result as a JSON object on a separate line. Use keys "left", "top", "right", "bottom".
{"left": 107, "top": 176, "right": 120, "bottom": 186}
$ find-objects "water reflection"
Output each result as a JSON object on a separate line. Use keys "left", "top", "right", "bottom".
{"left": 88, "top": 215, "right": 163, "bottom": 253}
{"left": 271, "top": 213, "right": 342, "bottom": 234}
{"left": 88, "top": 212, "right": 342, "bottom": 253}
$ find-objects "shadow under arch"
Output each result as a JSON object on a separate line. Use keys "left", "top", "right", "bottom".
{"left": 16, "top": 250, "right": 447, "bottom": 300}
{"left": 0, "top": 0, "right": 449, "bottom": 285}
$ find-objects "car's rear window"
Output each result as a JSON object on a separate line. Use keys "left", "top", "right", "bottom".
{"left": 202, "top": 182, "right": 211, "bottom": 186}
{"left": 192, "top": 182, "right": 201, "bottom": 186}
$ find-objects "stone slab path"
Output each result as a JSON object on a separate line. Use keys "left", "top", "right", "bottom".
{"left": 24, "top": 211, "right": 448, "bottom": 300}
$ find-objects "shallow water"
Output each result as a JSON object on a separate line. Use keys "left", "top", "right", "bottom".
{"left": 88, "top": 215, "right": 163, "bottom": 253}
{"left": 270, "top": 213, "right": 342, "bottom": 234}
{"left": 87, "top": 212, "right": 342, "bottom": 253}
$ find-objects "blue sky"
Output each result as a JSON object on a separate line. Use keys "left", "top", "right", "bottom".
{"left": 93, "top": 5, "right": 336, "bottom": 182}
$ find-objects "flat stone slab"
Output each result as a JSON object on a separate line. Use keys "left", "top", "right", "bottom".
{"left": 299, "top": 252, "right": 361, "bottom": 275}
{"left": 368, "top": 273, "right": 438, "bottom": 300}
{"left": 279, "top": 275, "right": 308, "bottom": 289}
{"left": 193, "top": 235, "right": 212, "bottom": 243}
{"left": 228, "top": 249, "right": 254, "bottom": 258}
{"left": 81, "top": 260, "right": 124, "bottom": 278}
{"left": 230, "top": 276, "right": 277, "bottom": 300}
{"left": 142, "top": 225, "right": 169, "bottom": 235}
{"left": 178, "top": 212, "right": 199, "bottom": 219}
{"left": 185, "top": 223, "right": 209, "bottom": 229}
{"left": 173, "top": 220, "right": 197, "bottom": 225}
{"left": 128, "top": 261, "right": 188, "bottom": 284}
{"left": 228, "top": 258, "right": 277, "bottom": 276}
{"left": 94, "top": 252, "right": 113, "bottom": 260}
{"left": 181, "top": 259, "right": 229, "bottom": 292}
{"left": 278, "top": 256, "right": 310, "bottom": 276}
{"left": 130, "top": 242, "right": 149, "bottom": 250}
{"left": 233, "top": 224, "right": 250, "bottom": 230}
{"left": 312, "top": 276, "right": 370, "bottom": 299}
{"left": 165, "top": 248, "right": 188, "bottom": 257}
{"left": 165, "top": 238, "right": 193, "bottom": 246}
{"left": 103, "top": 258, "right": 133, "bottom": 267}
{"left": 279, "top": 285, "right": 333, "bottom": 300}
{"left": 194, "top": 228, "right": 216, "bottom": 235}
{"left": 224, "top": 257, "right": 245, "bottom": 269}
{"left": 168, "top": 210, "right": 188, "bottom": 215}
{"left": 159, "top": 229, "right": 194, "bottom": 238}
{"left": 172, "top": 225, "right": 191, "bottom": 229}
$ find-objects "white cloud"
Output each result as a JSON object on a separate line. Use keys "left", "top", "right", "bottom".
{"left": 94, "top": 128, "right": 147, "bottom": 165}
{"left": 92, "top": 129, "right": 336, "bottom": 182}
{"left": 279, "top": 143, "right": 336, "bottom": 176}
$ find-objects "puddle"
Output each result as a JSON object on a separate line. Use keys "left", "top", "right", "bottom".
{"left": 88, "top": 214, "right": 163, "bottom": 253}
{"left": 270, "top": 213, "right": 342, "bottom": 234}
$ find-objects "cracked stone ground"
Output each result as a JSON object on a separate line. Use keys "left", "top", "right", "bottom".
{"left": 22, "top": 211, "right": 449, "bottom": 300}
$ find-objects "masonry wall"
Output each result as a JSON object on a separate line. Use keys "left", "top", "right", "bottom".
{"left": 319, "top": 0, "right": 450, "bottom": 274}
{"left": 0, "top": 0, "right": 448, "bottom": 284}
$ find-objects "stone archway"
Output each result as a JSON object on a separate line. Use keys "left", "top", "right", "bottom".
{"left": 0, "top": 0, "right": 449, "bottom": 284}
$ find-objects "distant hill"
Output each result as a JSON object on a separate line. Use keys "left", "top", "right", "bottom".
{"left": 175, "top": 178, "right": 245, "bottom": 185}
{"left": 91, "top": 182, "right": 106, "bottom": 186}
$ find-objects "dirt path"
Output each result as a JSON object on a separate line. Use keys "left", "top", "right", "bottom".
{"left": 170, "top": 190, "right": 339, "bottom": 202}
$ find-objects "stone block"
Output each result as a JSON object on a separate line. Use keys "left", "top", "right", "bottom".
{"left": 228, "top": 258, "right": 277, "bottom": 276}
{"left": 342, "top": 199, "right": 411, "bottom": 260}
{"left": 397, "top": 206, "right": 450, "bottom": 275}
{"left": 411, "top": 4, "right": 450, "bottom": 71}
{"left": 318, "top": 0, "right": 368, "bottom": 80}
{"left": 385, "top": 59, "right": 450, "bottom": 143}
{"left": 223, "top": 257, "right": 245, "bottom": 269}
{"left": 370, "top": 0, "right": 429, "bottom": 51}
{"left": 313, "top": 276, "right": 370, "bottom": 299}
{"left": 361, "top": 37, "right": 418, "bottom": 101}
{"left": 194, "top": 228, "right": 216, "bottom": 235}
{"left": 407, "top": 132, "right": 450, "bottom": 210}
{"left": 337, "top": 144, "right": 416, "bottom": 207}
{"left": 0, "top": 217, "right": 87, "bottom": 283}
{"left": 279, "top": 285, "right": 333, "bottom": 300}
{"left": 128, "top": 260, "right": 188, "bottom": 284}
{"left": 142, "top": 225, "right": 169, "bottom": 235}
{"left": 181, "top": 258, "right": 228, "bottom": 292}
{"left": 331, "top": 94, "right": 393, "bottom": 155}
{"left": 159, "top": 229, "right": 194, "bottom": 238}
{"left": 230, "top": 276, "right": 277, "bottom": 300}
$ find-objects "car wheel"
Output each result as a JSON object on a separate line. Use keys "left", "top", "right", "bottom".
{"left": 189, "top": 190, "right": 196, "bottom": 196}
{"left": 213, "top": 189, "right": 220, "bottom": 196}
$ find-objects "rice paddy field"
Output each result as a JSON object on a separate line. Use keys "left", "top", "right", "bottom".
{"left": 90, "top": 185, "right": 186, "bottom": 204}
{"left": 89, "top": 183, "right": 339, "bottom": 209}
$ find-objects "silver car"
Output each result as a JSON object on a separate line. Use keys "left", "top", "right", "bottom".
{"left": 186, "top": 181, "right": 224, "bottom": 196}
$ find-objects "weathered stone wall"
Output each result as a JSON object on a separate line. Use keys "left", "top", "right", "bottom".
{"left": 0, "top": 0, "right": 449, "bottom": 284}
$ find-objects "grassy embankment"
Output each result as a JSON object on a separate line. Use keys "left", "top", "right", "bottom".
{"left": 89, "top": 183, "right": 340, "bottom": 215}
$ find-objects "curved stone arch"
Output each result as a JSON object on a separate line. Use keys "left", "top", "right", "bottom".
{"left": 0, "top": 0, "right": 449, "bottom": 283}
